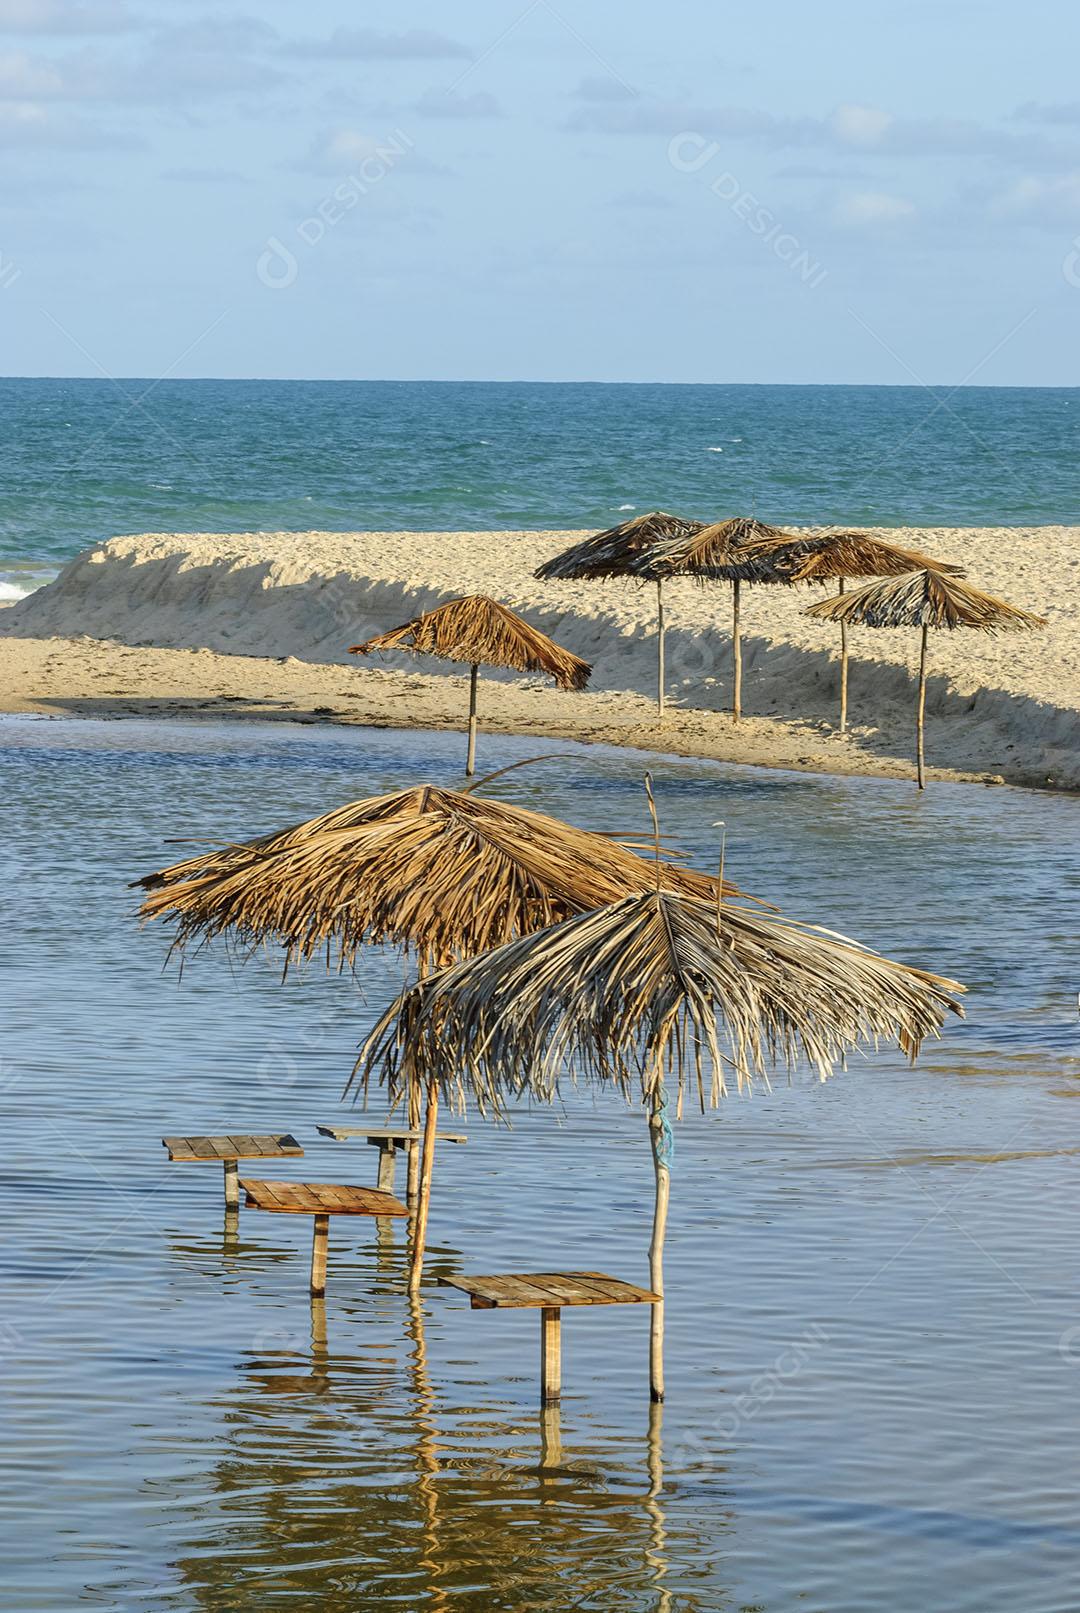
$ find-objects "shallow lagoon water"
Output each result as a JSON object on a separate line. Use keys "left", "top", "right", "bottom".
{"left": 1, "top": 715, "right": 1078, "bottom": 1611}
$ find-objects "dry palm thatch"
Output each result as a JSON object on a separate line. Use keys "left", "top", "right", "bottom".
{"left": 805, "top": 570, "right": 1047, "bottom": 788}
{"left": 772, "top": 533, "right": 966, "bottom": 733}
{"left": 651, "top": 517, "right": 800, "bottom": 722}
{"left": 135, "top": 783, "right": 744, "bottom": 972}
{"left": 355, "top": 881, "right": 965, "bottom": 1396}
{"left": 135, "top": 779, "right": 745, "bottom": 1293}
{"left": 535, "top": 512, "right": 704, "bottom": 716}
{"left": 348, "top": 596, "right": 590, "bottom": 775}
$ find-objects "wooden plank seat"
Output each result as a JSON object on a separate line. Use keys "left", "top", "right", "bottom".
{"left": 439, "top": 1271, "right": 660, "bottom": 1404}
{"left": 241, "top": 1178, "right": 409, "bottom": 1296}
{"left": 163, "top": 1133, "right": 303, "bottom": 1208}
{"left": 316, "top": 1124, "right": 467, "bottom": 1199}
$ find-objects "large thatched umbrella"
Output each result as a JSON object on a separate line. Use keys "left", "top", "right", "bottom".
{"left": 355, "top": 827, "right": 966, "bottom": 1399}
{"left": 535, "top": 511, "right": 703, "bottom": 716}
{"left": 777, "top": 533, "right": 965, "bottom": 732}
{"left": 135, "top": 780, "right": 742, "bottom": 1293}
{"left": 805, "top": 569, "right": 1046, "bottom": 788}
{"left": 651, "top": 518, "right": 799, "bottom": 721}
{"left": 349, "top": 596, "right": 590, "bottom": 776}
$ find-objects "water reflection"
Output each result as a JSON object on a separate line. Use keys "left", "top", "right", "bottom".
{"left": 154, "top": 1290, "right": 717, "bottom": 1612}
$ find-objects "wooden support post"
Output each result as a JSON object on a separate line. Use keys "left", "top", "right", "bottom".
{"left": 540, "top": 1306, "right": 562, "bottom": 1405}
{"left": 408, "top": 1080, "right": 439, "bottom": 1295}
{"left": 731, "top": 578, "right": 742, "bottom": 722}
{"left": 407, "top": 1078, "right": 422, "bottom": 1209}
{"left": 656, "top": 579, "right": 666, "bottom": 717}
{"left": 223, "top": 1158, "right": 239, "bottom": 1209}
{"left": 465, "top": 662, "right": 479, "bottom": 776}
{"left": 916, "top": 622, "right": 928, "bottom": 791}
{"left": 376, "top": 1140, "right": 396, "bottom": 1194}
{"left": 844, "top": 577, "right": 851, "bottom": 735}
{"left": 310, "top": 1213, "right": 329, "bottom": 1297}
{"left": 648, "top": 1097, "right": 670, "bottom": 1403}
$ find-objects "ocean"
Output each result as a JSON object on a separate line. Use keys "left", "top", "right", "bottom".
{"left": 2, "top": 378, "right": 1078, "bottom": 600}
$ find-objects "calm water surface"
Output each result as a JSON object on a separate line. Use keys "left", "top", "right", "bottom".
{"left": 1, "top": 716, "right": 1079, "bottom": 1611}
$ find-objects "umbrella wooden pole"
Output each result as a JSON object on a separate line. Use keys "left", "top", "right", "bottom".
{"left": 838, "top": 577, "right": 848, "bottom": 734}
{"left": 916, "top": 623, "right": 928, "bottom": 791}
{"left": 408, "top": 1078, "right": 440, "bottom": 1294}
{"left": 656, "top": 580, "right": 666, "bottom": 716}
{"left": 465, "top": 663, "right": 479, "bottom": 777}
{"left": 731, "top": 578, "right": 742, "bottom": 722}
{"left": 648, "top": 1093, "right": 670, "bottom": 1403}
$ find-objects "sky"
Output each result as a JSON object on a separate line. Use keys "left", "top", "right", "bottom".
{"left": 0, "top": 0, "right": 1078, "bottom": 383}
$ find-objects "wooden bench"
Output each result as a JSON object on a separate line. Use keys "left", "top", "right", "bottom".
{"left": 439, "top": 1271, "right": 660, "bottom": 1404}
{"left": 163, "top": 1133, "right": 303, "bottom": 1208}
{"left": 240, "top": 1178, "right": 409, "bottom": 1295}
{"left": 316, "top": 1125, "right": 467, "bottom": 1199}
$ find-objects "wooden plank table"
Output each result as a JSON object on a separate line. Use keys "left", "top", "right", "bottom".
{"left": 163, "top": 1133, "right": 303, "bottom": 1208}
{"left": 241, "top": 1178, "right": 409, "bottom": 1295}
{"left": 439, "top": 1271, "right": 660, "bottom": 1404}
{"left": 316, "top": 1124, "right": 467, "bottom": 1200}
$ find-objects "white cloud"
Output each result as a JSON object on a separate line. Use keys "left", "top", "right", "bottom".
{"left": 990, "top": 172, "right": 1080, "bottom": 223}
{"left": 413, "top": 87, "right": 501, "bottom": 119}
{"left": 292, "top": 27, "right": 469, "bottom": 60}
{"left": 830, "top": 102, "right": 892, "bottom": 147}
{"left": 1013, "top": 101, "right": 1080, "bottom": 126}
{"left": 833, "top": 190, "right": 916, "bottom": 225}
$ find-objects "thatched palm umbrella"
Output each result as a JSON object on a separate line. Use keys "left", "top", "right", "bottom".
{"left": 651, "top": 518, "right": 799, "bottom": 721}
{"left": 355, "top": 840, "right": 965, "bottom": 1399}
{"left": 777, "top": 533, "right": 965, "bottom": 732}
{"left": 535, "top": 511, "right": 703, "bottom": 716}
{"left": 348, "top": 596, "right": 590, "bottom": 776}
{"left": 804, "top": 569, "right": 1047, "bottom": 788}
{"left": 136, "top": 780, "right": 742, "bottom": 1293}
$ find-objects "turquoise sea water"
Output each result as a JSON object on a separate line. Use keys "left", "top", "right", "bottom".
{"left": 2, "top": 379, "right": 1078, "bottom": 598}
{"left": 2, "top": 715, "right": 1080, "bottom": 1611}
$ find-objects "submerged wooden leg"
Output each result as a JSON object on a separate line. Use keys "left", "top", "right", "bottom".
{"left": 540, "top": 1307, "right": 562, "bottom": 1405}
{"left": 376, "top": 1140, "right": 396, "bottom": 1194}
{"left": 310, "top": 1213, "right": 329, "bottom": 1297}
{"left": 408, "top": 1082, "right": 439, "bottom": 1295}
{"left": 223, "top": 1158, "right": 239, "bottom": 1209}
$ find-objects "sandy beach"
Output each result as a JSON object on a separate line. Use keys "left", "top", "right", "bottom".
{"left": 1, "top": 526, "right": 1076, "bottom": 790}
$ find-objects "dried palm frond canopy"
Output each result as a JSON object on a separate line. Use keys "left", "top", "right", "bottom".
{"left": 534, "top": 511, "right": 704, "bottom": 582}
{"left": 804, "top": 568, "right": 1046, "bottom": 632}
{"left": 355, "top": 878, "right": 965, "bottom": 1396}
{"left": 135, "top": 783, "right": 743, "bottom": 971}
{"left": 784, "top": 532, "right": 965, "bottom": 585}
{"left": 357, "top": 888, "right": 965, "bottom": 1112}
{"left": 773, "top": 532, "right": 966, "bottom": 733}
{"left": 349, "top": 594, "right": 590, "bottom": 689}
{"left": 135, "top": 778, "right": 746, "bottom": 1295}
{"left": 649, "top": 516, "right": 799, "bottom": 721}
{"left": 349, "top": 595, "right": 590, "bottom": 774}
{"left": 805, "top": 569, "right": 1047, "bottom": 788}
{"left": 535, "top": 511, "right": 704, "bottom": 715}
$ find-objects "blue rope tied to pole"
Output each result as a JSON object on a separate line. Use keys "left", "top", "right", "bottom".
{"left": 653, "top": 1087, "right": 675, "bottom": 1171}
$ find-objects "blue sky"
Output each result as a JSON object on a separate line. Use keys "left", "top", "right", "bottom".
{"left": 0, "top": 0, "right": 1078, "bottom": 382}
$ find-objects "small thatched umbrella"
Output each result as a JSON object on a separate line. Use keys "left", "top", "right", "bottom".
{"left": 804, "top": 569, "right": 1047, "bottom": 788}
{"left": 349, "top": 596, "right": 590, "bottom": 776}
{"left": 135, "top": 779, "right": 742, "bottom": 1293}
{"left": 651, "top": 518, "right": 798, "bottom": 721}
{"left": 779, "top": 533, "right": 965, "bottom": 732}
{"left": 355, "top": 823, "right": 965, "bottom": 1399}
{"left": 535, "top": 511, "right": 703, "bottom": 716}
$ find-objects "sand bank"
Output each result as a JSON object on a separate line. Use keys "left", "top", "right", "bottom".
{"left": 1, "top": 528, "right": 1076, "bottom": 790}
